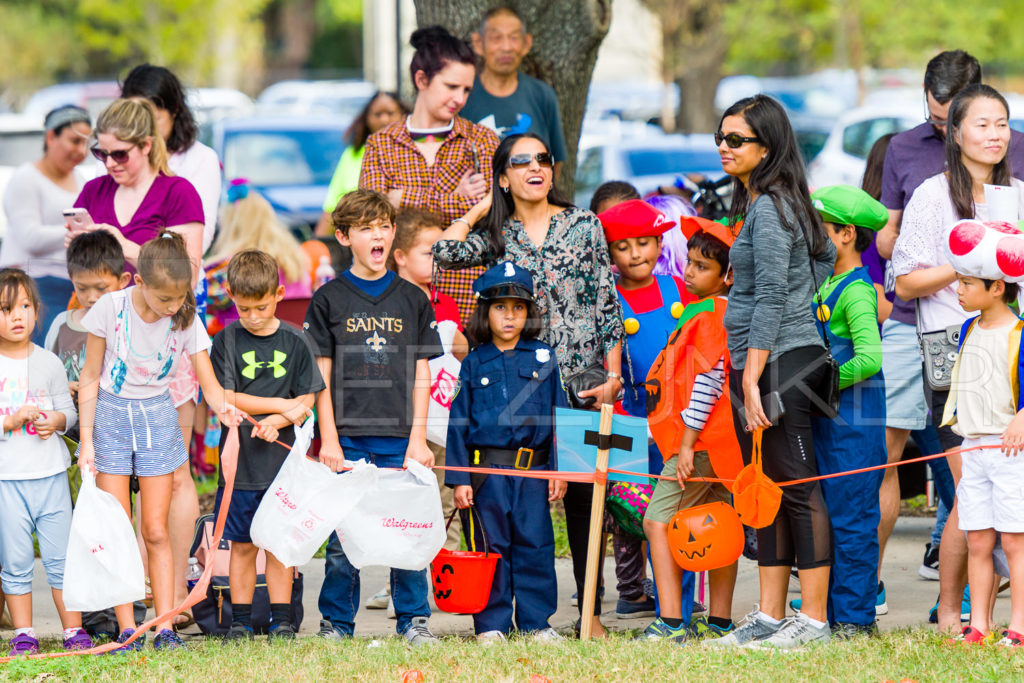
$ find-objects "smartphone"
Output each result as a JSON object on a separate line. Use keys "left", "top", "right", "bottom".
{"left": 762, "top": 391, "right": 786, "bottom": 425}
{"left": 62, "top": 208, "right": 92, "bottom": 229}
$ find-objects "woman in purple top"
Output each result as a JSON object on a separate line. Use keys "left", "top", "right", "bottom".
{"left": 68, "top": 98, "right": 204, "bottom": 274}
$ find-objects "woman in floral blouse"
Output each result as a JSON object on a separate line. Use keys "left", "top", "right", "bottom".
{"left": 434, "top": 132, "right": 624, "bottom": 637}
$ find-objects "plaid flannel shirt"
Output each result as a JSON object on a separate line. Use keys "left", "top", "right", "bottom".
{"left": 360, "top": 117, "right": 500, "bottom": 323}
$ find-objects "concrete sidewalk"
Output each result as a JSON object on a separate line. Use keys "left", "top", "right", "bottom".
{"left": 3, "top": 516, "right": 991, "bottom": 639}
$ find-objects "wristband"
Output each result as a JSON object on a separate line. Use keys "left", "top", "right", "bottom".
{"left": 606, "top": 371, "right": 622, "bottom": 381}
{"left": 451, "top": 218, "right": 471, "bottom": 229}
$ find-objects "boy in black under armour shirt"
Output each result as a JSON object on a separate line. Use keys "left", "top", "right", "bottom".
{"left": 210, "top": 249, "right": 324, "bottom": 640}
{"left": 304, "top": 189, "right": 442, "bottom": 644}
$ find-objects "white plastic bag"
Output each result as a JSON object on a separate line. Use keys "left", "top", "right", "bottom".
{"left": 335, "top": 460, "right": 445, "bottom": 570}
{"left": 426, "top": 319, "right": 462, "bottom": 448}
{"left": 250, "top": 418, "right": 377, "bottom": 567}
{"left": 63, "top": 470, "right": 146, "bottom": 611}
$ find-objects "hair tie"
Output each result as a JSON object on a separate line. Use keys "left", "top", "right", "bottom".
{"left": 161, "top": 233, "right": 174, "bottom": 240}
{"left": 227, "top": 178, "right": 250, "bottom": 204}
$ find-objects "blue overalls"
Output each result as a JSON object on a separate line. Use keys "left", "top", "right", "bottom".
{"left": 445, "top": 338, "right": 569, "bottom": 634}
{"left": 618, "top": 275, "right": 695, "bottom": 616}
{"left": 809, "top": 267, "right": 887, "bottom": 627}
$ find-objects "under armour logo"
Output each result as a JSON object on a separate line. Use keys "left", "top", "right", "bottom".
{"left": 241, "top": 350, "right": 287, "bottom": 379}
{"left": 366, "top": 330, "right": 388, "bottom": 352}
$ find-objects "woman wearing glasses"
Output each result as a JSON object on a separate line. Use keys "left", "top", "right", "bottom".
{"left": 1, "top": 105, "right": 92, "bottom": 344}
{"left": 434, "top": 132, "right": 625, "bottom": 637}
{"left": 708, "top": 95, "right": 837, "bottom": 650}
{"left": 69, "top": 98, "right": 203, "bottom": 273}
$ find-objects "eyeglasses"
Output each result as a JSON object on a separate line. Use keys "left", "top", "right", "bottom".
{"left": 90, "top": 146, "right": 133, "bottom": 164}
{"left": 507, "top": 152, "right": 553, "bottom": 169}
{"left": 715, "top": 131, "right": 762, "bottom": 149}
{"left": 923, "top": 97, "right": 947, "bottom": 128}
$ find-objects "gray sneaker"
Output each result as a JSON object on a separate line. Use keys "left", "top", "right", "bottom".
{"left": 706, "top": 607, "right": 784, "bottom": 648}
{"left": 403, "top": 616, "right": 438, "bottom": 646}
{"left": 317, "top": 619, "right": 346, "bottom": 641}
{"left": 747, "top": 614, "right": 831, "bottom": 650}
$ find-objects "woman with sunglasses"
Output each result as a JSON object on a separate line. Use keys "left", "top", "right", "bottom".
{"left": 359, "top": 26, "right": 499, "bottom": 322}
{"left": 1, "top": 105, "right": 92, "bottom": 344}
{"left": 68, "top": 96, "right": 205, "bottom": 632}
{"left": 707, "top": 95, "right": 837, "bottom": 651}
{"left": 434, "top": 132, "right": 625, "bottom": 638}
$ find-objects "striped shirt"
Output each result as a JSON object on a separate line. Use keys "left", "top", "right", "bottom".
{"left": 359, "top": 116, "right": 500, "bottom": 322}
{"left": 682, "top": 357, "right": 726, "bottom": 432}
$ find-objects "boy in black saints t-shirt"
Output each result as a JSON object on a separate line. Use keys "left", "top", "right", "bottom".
{"left": 304, "top": 189, "right": 441, "bottom": 645}
{"left": 210, "top": 249, "right": 325, "bottom": 640}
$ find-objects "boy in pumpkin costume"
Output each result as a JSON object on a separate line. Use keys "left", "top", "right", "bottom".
{"left": 642, "top": 217, "right": 741, "bottom": 642}
{"left": 793, "top": 185, "right": 888, "bottom": 637}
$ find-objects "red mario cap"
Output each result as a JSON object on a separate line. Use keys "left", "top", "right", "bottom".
{"left": 597, "top": 200, "right": 676, "bottom": 243}
{"left": 679, "top": 216, "right": 739, "bottom": 249}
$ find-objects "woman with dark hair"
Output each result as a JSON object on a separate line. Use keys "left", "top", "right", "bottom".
{"left": 316, "top": 92, "right": 408, "bottom": 236}
{"left": 360, "top": 26, "right": 499, "bottom": 322}
{"left": 707, "top": 95, "right": 837, "bottom": 650}
{"left": 1, "top": 105, "right": 91, "bottom": 343}
{"left": 121, "top": 64, "right": 222, "bottom": 254}
{"left": 434, "top": 132, "right": 624, "bottom": 637}
{"left": 893, "top": 83, "right": 1024, "bottom": 632}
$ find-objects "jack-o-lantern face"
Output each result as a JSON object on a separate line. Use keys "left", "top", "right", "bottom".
{"left": 666, "top": 501, "right": 743, "bottom": 572}
{"left": 433, "top": 563, "right": 454, "bottom": 600}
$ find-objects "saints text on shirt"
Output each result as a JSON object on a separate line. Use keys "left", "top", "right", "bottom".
{"left": 345, "top": 314, "right": 404, "bottom": 334}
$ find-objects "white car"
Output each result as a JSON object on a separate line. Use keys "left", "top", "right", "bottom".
{"left": 807, "top": 99, "right": 920, "bottom": 188}
{"left": 256, "top": 80, "right": 377, "bottom": 119}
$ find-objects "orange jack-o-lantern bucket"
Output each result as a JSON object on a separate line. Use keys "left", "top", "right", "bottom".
{"left": 667, "top": 501, "right": 744, "bottom": 572}
{"left": 731, "top": 428, "right": 782, "bottom": 529}
{"left": 430, "top": 508, "right": 500, "bottom": 614}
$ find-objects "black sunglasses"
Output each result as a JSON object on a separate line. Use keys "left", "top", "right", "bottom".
{"left": 715, "top": 131, "right": 762, "bottom": 149}
{"left": 507, "top": 152, "right": 553, "bottom": 169}
{"left": 90, "top": 146, "right": 133, "bottom": 164}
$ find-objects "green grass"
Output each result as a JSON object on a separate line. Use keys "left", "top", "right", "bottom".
{"left": 3, "top": 629, "right": 1022, "bottom": 682}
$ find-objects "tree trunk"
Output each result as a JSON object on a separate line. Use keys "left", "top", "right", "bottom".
{"left": 414, "top": 0, "right": 612, "bottom": 196}
{"left": 643, "top": 0, "right": 728, "bottom": 134}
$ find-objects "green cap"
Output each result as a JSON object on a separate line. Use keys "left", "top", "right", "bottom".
{"left": 811, "top": 185, "right": 888, "bottom": 232}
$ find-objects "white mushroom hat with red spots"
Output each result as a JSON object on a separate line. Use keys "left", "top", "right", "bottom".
{"left": 944, "top": 219, "right": 1024, "bottom": 283}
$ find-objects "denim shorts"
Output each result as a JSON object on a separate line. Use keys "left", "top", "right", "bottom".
{"left": 91, "top": 389, "right": 188, "bottom": 477}
{"left": 880, "top": 319, "right": 928, "bottom": 431}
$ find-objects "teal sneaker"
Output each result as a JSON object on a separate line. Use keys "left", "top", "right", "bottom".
{"left": 688, "top": 616, "right": 735, "bottom": 640}
{"left": 638, "top": 617, "right": 689, "bottom": 643}
{"left": 928, "top": 585, "right": 971, "bottom": 623}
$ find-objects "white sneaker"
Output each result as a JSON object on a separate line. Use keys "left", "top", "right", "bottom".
{"left": 366, "top": 585, "right": 390, "bottom": 609}
{"left": 403, "top": 616, "right": 438, "bottom": 646}
{"left": 387, "top": 596, "right": 396, "bottom": 619}
{"left": 746, "top": 614, "right": 831, "bottom": 650}
{"left": 476, "top": 630, "right": 507, "bottom": 645}
{"left": 707, "top": 606, "right": 784, "bottom": 648}
{"left": 531, "top": 627, "right": 564, "bottom": 643}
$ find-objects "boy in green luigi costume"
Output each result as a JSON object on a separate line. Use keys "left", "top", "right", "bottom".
{"left": 801, "top": 184, "right": 889, "bottom": 637}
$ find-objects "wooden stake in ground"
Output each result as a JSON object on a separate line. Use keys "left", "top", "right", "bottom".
{"left": 579, "top": 402, "right": 613, "bottom": 640}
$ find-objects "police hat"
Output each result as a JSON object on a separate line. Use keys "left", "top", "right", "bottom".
{"left": 472, "top": 261, "right": 535, "bottom": 301}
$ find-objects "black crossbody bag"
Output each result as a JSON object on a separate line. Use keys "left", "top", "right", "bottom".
{"left": 804, "top": 232, "right": 841, "bottom": 419}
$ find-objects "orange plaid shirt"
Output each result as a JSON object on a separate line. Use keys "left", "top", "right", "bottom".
{"left": 360, "top": 116, "right": 499, "bottom": 323}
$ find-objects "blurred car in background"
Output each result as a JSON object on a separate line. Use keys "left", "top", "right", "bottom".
{"left": 574, "top": 134, "right": 724, "bottom": 208}
{"left": 187, "top": 87, "right": 255, "bottom": 127}
{"left": 807, "top": 100, "right": 919, "bottom": 188}
{"left": 256, "top": 79, "right": 377, "bottom": 118}
{"left": 22, "top": 82, "right": 121, "bottom": 123}
{"left": 208, "top": 116, "right": 347, "bottom": 239}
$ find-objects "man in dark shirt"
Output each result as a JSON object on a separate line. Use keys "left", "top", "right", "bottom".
{"left": 874, "top": 49, "right": 1024, "bottom": 634}
{"left": 462, "top": 5, "right": 568, "bottom": 176}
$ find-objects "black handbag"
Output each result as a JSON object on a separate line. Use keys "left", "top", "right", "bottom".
{"left": 804, "top": 231, "right": 841, "bottom": 419}
{"left": 563, "top": 363, "right": 608, "bottom": 409}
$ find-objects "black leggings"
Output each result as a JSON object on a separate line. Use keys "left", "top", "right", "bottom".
{"left": 729, "top": 345, "right": 832, "bottom": 570}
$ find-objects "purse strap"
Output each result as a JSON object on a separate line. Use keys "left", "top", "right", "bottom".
{"left": 802, "top": 225, "right": 833, "bottom": 357}
{"left": 752, "top": 428, "right": 764, "bottom": 472}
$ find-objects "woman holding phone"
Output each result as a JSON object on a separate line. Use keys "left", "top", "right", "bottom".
{"left": 359, "top": 25, "right": 499, "bottom": 322}
{"left": 1, "top": 105, "right": 92, "bottom": 343}
{"left": 709, "top": 95, "right": 837, "bottom": 651}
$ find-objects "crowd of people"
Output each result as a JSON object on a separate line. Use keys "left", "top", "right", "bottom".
{"left": 1, "top": 3, "right": 1023, "bottom": 657}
